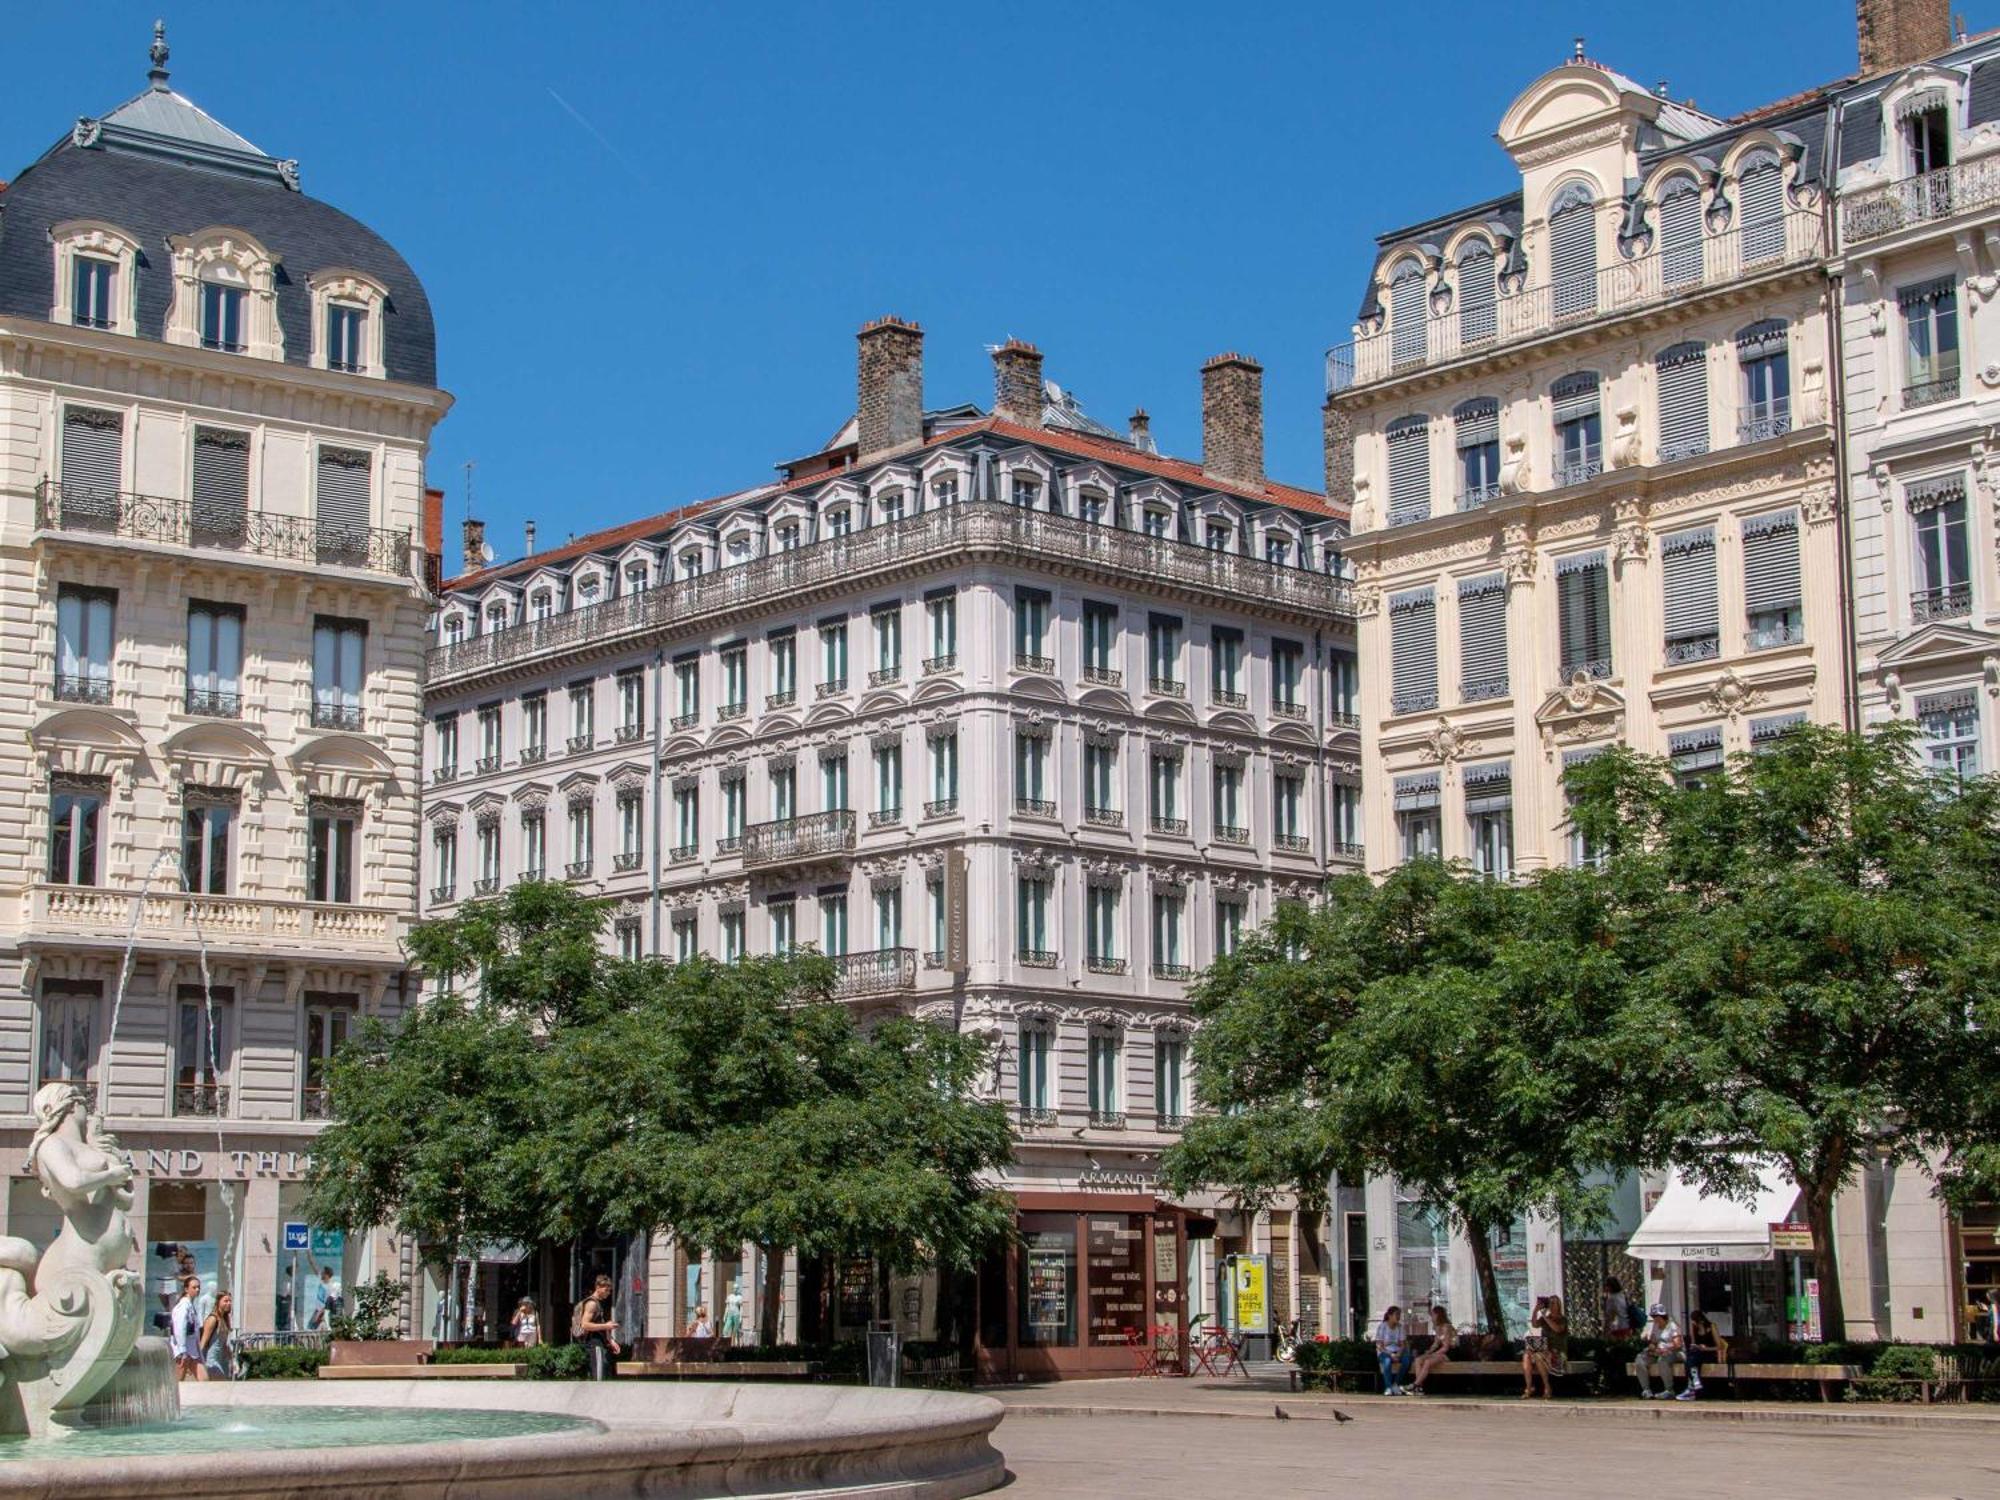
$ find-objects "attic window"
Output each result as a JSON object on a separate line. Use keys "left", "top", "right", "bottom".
{"left": 624, "top": 561, "right": 649, "bottom": 593}
{"left": 327, "top": 305, "right": 366, "bottom": 373}
{"left": 576, "top": 574, "right": 601, "bottom": 602}
{"left": 50, "top": 222, "right": 141, "bottom": 337}
{"left": 73, "top": 258, "right": 117, "bottom": 331}
{"left": 529, "top": 591, "right": 553, "bottom": 622}
{"left": 309, "top": 271, "right": 388, "bottom": 377}
{"left": 200, "top": 282, "right": 246, "bottom": 353}
{"left": 679, "top": 550, "right": 704, "bottom": 579}
{"left": 1903, "top": 92, "right": 1950, "bottom": 176}
{"left": 826, "top": 508, "right": 853, "bottom": 537}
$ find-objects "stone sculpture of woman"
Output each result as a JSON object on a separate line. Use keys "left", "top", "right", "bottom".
{"left": 24, "top": 1081, "right": 139, "bottom": 1284}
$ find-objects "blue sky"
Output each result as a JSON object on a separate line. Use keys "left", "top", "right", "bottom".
{"left": 8, "top": 2, "right": 1869, "bottom": 566}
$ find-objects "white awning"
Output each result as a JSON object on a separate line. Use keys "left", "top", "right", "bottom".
{"left": 1625, "top": 1163, "right": 1799, "bottom": 1262}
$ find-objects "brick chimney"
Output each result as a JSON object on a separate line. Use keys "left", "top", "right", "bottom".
{"left": 855, "top": 316, "right": 924, "bottom": 461}
{"left": 1858, "top": 0, "right": 1950, "bottom": 71}
{"left": 462, "top": 516, "right": 487, "bottom": 573}
{"left": 1201, "top": 352, "right": 1265, "bottom": 489}
{"left": 1129, "top": 408, "right": 1156, "bottom": 454}
{"left": 992, "top": 339, "right": 1044, "bottom": 427}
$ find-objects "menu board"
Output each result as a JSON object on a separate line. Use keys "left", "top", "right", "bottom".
{"left": 1086, "top": 1215, "right": 1146, "bottom": 1346}
{"left": 1151, "top": 1215, "right": 1181, "bottom": 1330}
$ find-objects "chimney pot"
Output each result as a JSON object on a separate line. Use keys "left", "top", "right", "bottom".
{"left": 992, "top": 339, "right": 1044, "bottom": 428}
{"left": 461, "top": 516, "right": 487, "bottom": 573}
{"left": 525, "top": 520, "right": 537, "bottom": 557}
{"left": 1857, "top": 0, "right": 1950, "bottom": 73}
{"left": 855, "top": 316, "right": 925, "bottom": 461}
{"left": 1128, "top": 408, "right": 1156, "bottom": 453}
{"left": 1201, "top": 353, "right": 1265, "bottom": 490}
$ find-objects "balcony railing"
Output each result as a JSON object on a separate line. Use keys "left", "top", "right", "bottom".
{"left": 766, "top": 690, "right": 796, "bottom": 710}
{"left": 1391, "top": 690, "right": 1438, "bottom": 715}
{"left": 1212, "top": 688, "right": 1247, "bottom": 708}
{"left": 185, "top": 687, "right": 242, "bottom": 719}
{"left": 1664, "top": 637, "right": 1720, "bottom": 666}
{"left": 670, "top": 712, "right": 698, "bottom": 731}
{"left": 36, "top": 480, "right": 413, "bottom": 578}
{"left": 868, "top": 666, "right": 901, "bottom": 687}
{"left": 27, "top": 884, "right": 402, "bottom": 955}
{"left": 1085, "top": 956, "right": 1128, "bottom": 975}
{"left": 1088, "top": 1109, "right": 1127, "bottom": 1129}
{"left": 1153, "top": 962, "right": 1192, "bottom": 981}
{"left": 1842, "top": 157, "right": 2000, "bottom": 242}
{"left": 520, "top": 744, "right": 546, "bottom": 764}
{"left": 1015, "top": 653, "right": 1056, "bottom": 675}
{"left": 615, "top": 722, "right": 648, "bottom": 743}
{"left": 1912, "top": 583, "right": 1972, "bottom": 624}
{"left": 1330, "top": 709, "right": 1360, "bottom": 729}
{"left": 922, "top": 653, "right": 958, "bottom": 676}
{"left": 518, "top": 867, "right": 546, "bottom": 883}
{"left": 1747, "top": 615, "right": 1807, "bottom": 650}
{"left": 175, "top": 1082, "right": 230, "bottom": 1118}
{"left": 830, "top": 947, "right": 917, "bottom": 998}
{"left": 1082, "top": 665, "right": 1123, "bottom": 687}
{"left": 741, "top": 809, "right": 857, "bottom": 868}
{"left": 427, "top": 501, "right": 1354, "bottom": 683}
{"left": 1326, "top": 208, "right": 1823, "bottom": 391}
{"left": 612, "top": 851, "right": 643, "bottom": 872}
{"left": 1015, "top": 797, "right": 1057, "bottom": 818}
{"left": 1017, "top": 949, "right": 1058, "bottom": 968}
{"left": 475, "top": 755, "right": 499, "bottom": 774}
{"left": 1150, "top": 816, "right": 1189, "bottom": 837}
{"left": 1148, "top": 676, "right": 1187, "bottom": 698}
{"left": 430, "top": 883, "right": 455, "bottom": 903}
{"left": 1552, "top": 444, "right": 1604, "bottom": 488}
{"left": 1330, "top": 841, "right": 1366, "bottom": 863}
{"left": 1018, "top": 1105, "right": 1058, "bottom": 1127}
{"left": 924, "top": 797, "right": 959, "bottom": 818}
{"left": 1083, "top": 806, "right": 1124, "bottom": 828}
{"left": 55, "top": 673, "right": 112, "bottom": 705}
{"left": 564, "top": 860, "right": 592, "bottom": 880}
{"left": 1461, "top": 675, "right": 1510, "bottom": 701}
{"left": 816, "top": 678, "right": 848, "bottom": 699}
{"left": 311, "top": 701, "right": 363, "bottom": 732}
{"left": 1274, "top": 699, "right": 1307, "bottom": 720}
{"left": 1905, "top": 372, "right": 1961, "bottom": 410}
{"left": 718, "top": 701, "right": 747, "bottom": 722}
{"left": 715, "top": 834, "right": 742, "bottom": 855}
{"left": 1214, "top": 824, "right": 1251, "bottom": 846}
{"left": 1457, "top": 482, "right": 1501, "bottom": 512}
{"left": 868, "top": 808, "right": 902, "bottom": 828}
{"left": 567, "top": 734, "right": 593, "bottom": 754}
{"left": 1274, "top": 833, "right": 1311, "bottom": 854}
{"left": 1736, "top": 399, "right": 1792, "bottom": 445}
{"left": 1157, "top": 1112, "right": 1189, "bottom": 1130}
{"left": 473, "top": 877, "right": 499, "bottom": 896}
{"left": 669, "top": 843, "right": 698, "bottom": 864}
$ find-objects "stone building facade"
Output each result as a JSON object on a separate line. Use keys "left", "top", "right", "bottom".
{"left": 0, "top": 33, "right": 449, "bottom": 1333}
{"left": 423, "top": 321, "right": 1357, "bottom": 1373}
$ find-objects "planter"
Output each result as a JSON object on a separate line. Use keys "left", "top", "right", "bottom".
{"left": 327, "top": 1339, "right": 434, "bottom": 1366}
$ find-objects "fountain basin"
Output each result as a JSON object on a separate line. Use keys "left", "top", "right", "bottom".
{"left": 0, "top": 1380, "right": 1008, "bottom": 1499}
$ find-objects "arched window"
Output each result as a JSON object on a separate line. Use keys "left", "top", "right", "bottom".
{"left": 1388, "top": 257, "right": 1429, "bottom": 368}
{"left": 1657, "top": 175, "right": 1704, "bottom": 290}
{"left": 1453, "top": 398, "right": 1501, "bottom": 509}
{"left": 1385, "top": 415, "right": 1432, "bottom": 525}
{"left": 1551, "top": 372, "right": 1603, "bottom": 485}
{"left": 1654, "top": 341, "right": 1711, "bottom": 462}
{"left": 1548, "top": 182, "right": 1598, "bottom": 319}
{"left": 1456, "top": 241, "right": 1497, "bottom": 347}
{"left": 1737, "top": 150, "right": 1786, "bottom": 265}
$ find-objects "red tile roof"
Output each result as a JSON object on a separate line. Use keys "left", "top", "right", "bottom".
{"left": 442, "top": 414, "right": 1341, "bottom": 591}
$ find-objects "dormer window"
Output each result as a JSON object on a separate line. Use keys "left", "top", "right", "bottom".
{"left": 679, "top": 550, "right": 704, "bottom": 579}
{"left": 1142, "top": 508, "right": 1172, "bottom": 539}
{"left": 327, "top": 304, "right": 367, "bottom": 373}
{"left": 529, "top": 591, "right": 553, "bottom": 622}
{"left": 1081, "top": 492, "right": 1106, "bottom": 525}
{"left": 72, "top": 257, "right": 117, "bottom": 331}
{"left": 932, "top": 477, "right": 959, "bottom": 507}
{"left": 1904, "top": 92, "right": 1951, "bottom": 175}
{"left": 576, "top": 574, "right": 601, "bottom": 603}
{"left": 826, "top": 509, "right": 853, "bottom": 537}
{"left": 1265, "top": 536, "right": 1291, "bottom": 566}
{"left": 444, "top": 616, "right": 465, "bottom": 646}
{"left": 776, "top": 522, "right": 801, "bottom": 552}
{"left": 200, "top": 281, "right": 246, "bottom": 353}
{"left": 624, "top": 562, "right": 649, "bottom": 594}
{"left": 1205, "top": 524, "right": 1231, "bottom": 551}
{"left": 1010, "top": 476, "right": 1041, "bottom": 509}
{"left": 879, "top": 492, "right": 905, "bottom": 523}
{"left": 486, "top": 605, "right": 507, "bottom": 633}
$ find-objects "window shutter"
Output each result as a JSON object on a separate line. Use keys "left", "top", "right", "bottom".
{"left": 1393, "top": 772, "right": 1440, "bottom": 811}
{"left": 1738, "top": 153, "right": 1786, "bottom": 264}
{"left": 316, "top": 447, "right": 373, "bottom": 565}
{"left": 1669, "top": 725, "right": 1725, "bottom": 776}
{"left": 1660, "top": 527, "right": 1719, "bottom": 653}
{"left": 1556, "top": 552, "right": 1611, "bottom": 676}
{"left": 1389, "top": 262, "right": 1428, "bottom": 368}
{"left": 1658, "top": 179, "right": 1704, "bottom": 288}
{"left": 1456, "top": 246, "right": 1497, "bottom": 345}
{"left": 60, "top": 407, "right": 123, "bottom": 503}
{"left": 191, "top": 429, "right": 249, "bottom": 545}
{"left": 1549, "top": 185, "right": 1598, "bottom": 319}
{"left": 1552, "top": 372, "right": 1600, "bottom": 424}
{"left": 1840, "top": 97, "right": 1883, "bottom": 166}
{"left": 1385, "top": 417, "right": 1431, "bottom": 524}
{"left": 1971, "top": 64, "right": 2000, "bottom": 128}
{"left": 1735, "top": 319, "right": 1788, "bottom": 358}
{"left": 1741, "top": 511, "right": 1801, "bottom": 614}
{"left": 1454, "top": 398, "right": 1498, "bottom": 449}
{"left": 1389, "top": 589, "right": 1438, "bottom": 712}
{"left": 1457, "top": 574, "right": 1508, "bottom": 700}
{"left": 1906, "top": 472, "right": 1967, "bottom": 514}
{"left": 1655, "top": 342, "right": 1710, "bottom": 461}
{"left": 1463, "top": 760, "right": 1512, "bottom": 814}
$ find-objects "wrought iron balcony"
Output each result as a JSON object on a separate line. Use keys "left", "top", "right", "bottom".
{"left": 615, "top": 722, "right": 648, "bottom": 743}
{"left": 1905, "top": 372, "right": 1961, "bottom": 410}
{"left": 1157, "top": 1112, "right": 1189, "bottom": 1130}
{"left": 1561, "top": 658, "right": 1613, "bottom": 682}
{"left": 55, "top": 673, "right": 112, "bottom": 705}
{"left": 1842, "top": 157, "right": 2000, "bottom": 242}
{"left": 35, "top": 480, "right": 413, "bottom": 578}
{"left": 564, "top": 860, "right": 592, "bottom": 880}
{"left": 1330, "top": 709, "right": 1361, "bottom": 729}
{"left": 1212, "top": 688, "right": 1247, "bottom": 708}
{"left": 1015, "top": 797, "right": 1057, "bottom": 818}
{"left": 1214, "top": 824, "right": 1251, "bottom": 846}
{"left": 830, "top": 947, "right": 916, "bottom": 998}
{"left": 1457, "top": 482, "right": 1501, "bottom": 512}
{"left": 924, "top": 797, "right": 959, "bottom": 818}
{"left": 475, "top": 755, "right": 499, "bottom": 773}
{"left": 1327, "top": 208, "right": 1822, "bottom": 391}
{"left": 1082, "top": 665, "right": 1123, "bottom": 687}
{"left": 520, "top": 744, "right": 546, "bottom": 764}
{"left": 430, "top": 883, "right": 455, "bottom": 903}
{"left": 669, "top": 844, "right": 698, "bottom": 864}
{"left": 922, "top": 653, "right": 958, "bottom": 676}
{"left": 1018, "top": 1105, "right": 1058, "bottom": 1127}
{"left": 1083, "top": 806, "right": 1124, "bottom": 828}
{"left": 1461, "top": 675, "right": 1510, "bottom": 701}
{"left": 1664, "top": 637, "right": 1720, "bottom": 666}
{"left": 175, "top": 1082, "right": 230, "bottom": 1118}
{"left": 1148, "top": 676, "right": 1187, "bottom": 699}
{"left": 612, "top": 851, "right": 642, "bottom": 872}
{"left": 1085, "top": 956, "right": 1128, "bottom": 975}
{"left": 310, "top": 701, "right": 364, "bottom": 731}
{"left": 567, "top": 734, "right": 593, "bottom": 754}
{"left": 1274, "top": 699, "right": 1307, "bottom": 720}
{"left": 184, "top": 687, "right": 242, "bottom": 719}
{"left": 427, "top": 501, "right": 1354, "bottom": 684}
{"left": 1150, "top": 816, "right": 1189, "bottom": 837}
{"left": 670, "top": 712, "right": 698, "bottom": 731}
{"left": 868, "top": 808, "right": 903, "bottom": 828}
{"left": 1153, "top": 962, "right": 1192, "bottom": 980}
{"left": 816, "top": 678, "right": 848, "bottom": 699}
{"left": 1391, "top": 690, "right": 1438, "bottom": 715}
{"left": 1736, "top": 399, "right": 1792, "bottom": 445}
{"left": 718, "top": 701, "right": 747, "bottom": 722}
{"left": 923, "top": 949, "right": 946, "bottom": 969}
{"left": 1015, "top": 653, "right": 1056, "bottom": 675}
{"left": 741, "top": 809, "right": 857, "bottom": 868}
{"left": 1552, "top": 444, "right": 1605, "bottom": 488}
{"left": 518, "top": 867, "right": 546, "bottom": 883}
{"left": 1274, "top": 833, "right": 1311, "bottom": 854}
{"left": 868, "top": 666, "right": 901, "bottom": 687}
{"left": 1911, "top": 584, "right": 1972, "bottom": 624}
{"left": 1747, "top": 615, "right": 1807, "bottom": 650}
{"left": 714, "top": 835, "right": 742, "bottom": 855}
{"left": 1088, "top": 1109, "right": 1127, "bottom": 1129}
{"left": 1017, "top": 948, "right": 1058, "bottom": 968}
{"left": 1330, "top": 841, "right": 1366, "bottom": 863}
{"left": 473, "top": 877, "right": 499, "bottom": 896}
{"left": 766, "top": 690, "right": 796, "bottom": 710}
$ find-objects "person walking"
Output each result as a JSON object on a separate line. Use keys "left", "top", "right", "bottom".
{"left": 686, "top": 1307, "right": 715, "bottom": 1340}
{"left": 510, "top": 1297, "right": 540, "bottom": 1348}
{"left": 199, "top": 1290, "right": 234, "bottom": 1382}
{"left": 1373, "top": 1305, "right": 1414, "bottom": 1395}
{"left": 1633, "top": 1304, "right": 1685, "bottom": 1399}
{"left": 308, "top": 1262, "right": 343, "bottom": 1331}
{"left": 1408, "top": 1306, "right": 1455, "bottom": 1394}
{"left": 1601, "top": 1276, "right": 1638, "bottom": 1339}
{"left": 170, "top": 1274, "right": 203, "bottom": 1382}
{"left": 1521, "top": 1294, "right": 1568, "bottom": 1398}
{"left": 574, "top": 1274, "right": 621, "bottom": 1380}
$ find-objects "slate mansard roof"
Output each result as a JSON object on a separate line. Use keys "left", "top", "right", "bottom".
{"left": 0, "top": 65, "right": 436, "bottom": 387}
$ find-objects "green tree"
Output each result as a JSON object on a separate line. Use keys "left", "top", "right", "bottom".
{"left": 1565, "top": 723, "right": 2000, "bottom": 1339}
{"left": 1165, "top": 862, "right": 1648, "bottom": 1334}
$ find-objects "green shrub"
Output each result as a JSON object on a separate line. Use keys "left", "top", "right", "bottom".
{"left": 1291, "top": 1338, "right": 1376, "bottom": 1390}
{"left": 1854, "top": 1344, "right": 1939, "bottom": 1402}
{"left": 434, "top": 1345, "right": 526, "bottom": 1365}
{"left": 518, "top": 1342, "right": 588, "bottom": 1380}
{"left": 240, "top": 1344, "right": 328, "bottom": 1380}
{"left": 327, "top": 1273, "right": 408, "bottom": 1342}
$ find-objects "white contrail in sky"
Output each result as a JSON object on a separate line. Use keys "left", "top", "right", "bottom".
{"left": 547, "top": 87, "right": 651, "bottom": 187}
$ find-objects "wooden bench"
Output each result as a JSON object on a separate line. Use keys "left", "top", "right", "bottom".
{"left": 1625, "top": 1358, "right": 1865, "bottom": 1401}
{"left": 320, "top": 1363, "right": 519, "bottom": 1379}
{"left": 617, "top": 1360, "right": 816, "bottom": 1379}
{"left": 1291, "top": 1358, "right": 1597, "bottom": 1393}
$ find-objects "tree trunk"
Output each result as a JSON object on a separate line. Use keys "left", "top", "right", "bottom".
{"left": 1465, "top": 1218, "right": 1507, "bottom": 1336}
{"left": 1802, "top": 1183, "right": 1845, "bottom": 1342}
{"left": 761, "top": 1245, "right": 786, "bottom": 1349}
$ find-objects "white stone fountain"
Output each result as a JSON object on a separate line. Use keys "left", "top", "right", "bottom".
{"left": 0, "top": 1082, "right": 172, "bottom": 1436}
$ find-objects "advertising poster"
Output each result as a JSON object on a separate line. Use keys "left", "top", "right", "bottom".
{"left": 1025, "top": 1247, "right": 1071, "bottom": 1339}
{"left": 1232, "top": 1255, "right": 1269, "bottom": 1334}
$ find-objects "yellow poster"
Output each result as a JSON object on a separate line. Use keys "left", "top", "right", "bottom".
{"left": 1233, "top": 1256, "right": 1268, "bottom": 1334}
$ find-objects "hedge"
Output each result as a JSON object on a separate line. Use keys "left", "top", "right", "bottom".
{"left": 240, "top": 1345, "right": 329, "bottom": 1380}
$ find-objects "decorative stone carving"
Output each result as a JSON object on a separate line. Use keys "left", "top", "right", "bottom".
{"left": 1610, "top": 403, "right": 1642, "bottom": 469}
{"left": 1499, "top": 429, "right": 1530, "bottom": 495}
{"left": 1420, "top": 718, "right": 1466, "bottom": 765}
{"left": 1702, "top": 669, "right": 1765, "bottom": 721}
{"left": 1801, "top": 485, "right": 1839, "bottom": 527}
{"left": 1611, "top": 498, "right": 1650, "bottom": 565}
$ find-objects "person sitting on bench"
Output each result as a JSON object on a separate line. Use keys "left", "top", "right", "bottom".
{"left": 1634, "top": 1304, "right": 1684, "bottom": 1399}
{"left": 1373, "top": 1305, "right": 1414, "bottom": 1395}
{"left": 1409, "top": 1306, "right": 1456, "bottom": 1393}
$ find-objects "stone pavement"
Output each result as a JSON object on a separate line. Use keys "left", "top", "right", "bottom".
{"left": 990, "top": 1385, "right": 2000, "bottom": 1498}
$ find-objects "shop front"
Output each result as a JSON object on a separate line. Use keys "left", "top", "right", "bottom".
{"left": 974, "top": 1193, "right": 1191, "bottom": 1381}
{"left": 1626, "top": 1163, "right": 1819, "bottom": 1342}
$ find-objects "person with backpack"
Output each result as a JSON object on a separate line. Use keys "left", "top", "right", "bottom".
{"left": 199, "top": 1290, "right": 234, "bottom": 1382}
{"left": 574, "top": 1274, "right": 621, "bottom": 1380}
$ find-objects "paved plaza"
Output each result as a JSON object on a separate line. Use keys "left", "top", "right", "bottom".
{"left": 992, "top": 1397, "right": 2000, "bottom": 1499}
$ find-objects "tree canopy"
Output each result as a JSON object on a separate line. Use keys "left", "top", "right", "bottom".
{"left": 304, "top": 883, "right": 1015, "bottom": 1308}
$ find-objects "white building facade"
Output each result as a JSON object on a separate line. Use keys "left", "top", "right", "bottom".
{"left": 0, "top": 34, "right": 449, "bottom": 1334}
{"left": 424, "top": 322, "right": 1359, "bottom": 1373}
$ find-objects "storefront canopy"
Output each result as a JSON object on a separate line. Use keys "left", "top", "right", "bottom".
{"left": 1625, "top": 1163, "right": 1800, "bottom": 1262}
